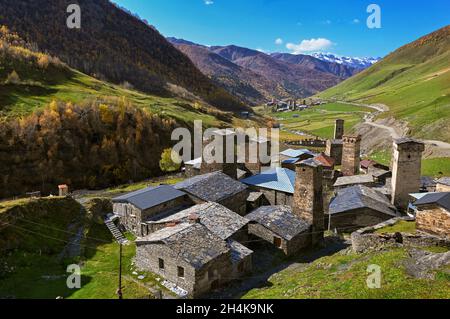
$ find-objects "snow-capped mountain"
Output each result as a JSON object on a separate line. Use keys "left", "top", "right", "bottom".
{"left": 310, "top": 52, "right": 381, "bottom": 69}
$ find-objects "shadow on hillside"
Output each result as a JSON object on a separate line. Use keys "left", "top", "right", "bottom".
{"left": 207, "top": 236, "right": 349, "bottom": 299}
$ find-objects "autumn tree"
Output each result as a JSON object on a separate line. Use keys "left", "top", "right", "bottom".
{"left": 159, "top": 148, "right": 181, "bottom": 173}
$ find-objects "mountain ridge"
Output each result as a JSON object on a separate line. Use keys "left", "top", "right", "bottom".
{"left": 0, "top": 0, "right": 246, "bottom": 112}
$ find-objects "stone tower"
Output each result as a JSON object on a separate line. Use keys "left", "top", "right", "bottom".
{"left": 325, "top": 139, "right": 343, "bottom": 165}
{"left": 201, "top": 129, "right": 237, "bottom": 179}
{"left": 334, "top": 119, "right": 345, "bottom": 140}
{"left": 341, "top": 135, "right": 361, "bottom": 176}
{"left": 391, "top": 138, "right": 425, "bottom": 210}
{"left": 293, "top": 159, "right": 324, "bottom": 246}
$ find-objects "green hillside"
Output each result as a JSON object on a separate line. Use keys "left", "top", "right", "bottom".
{"left": 0, "top": 27, "right": 249, "bottom": 198}
{"left": 0, "top": 27, "right": 225, "bottom": 126}
{"left": 318, "top": 25, "right": 450, "bottom": 142}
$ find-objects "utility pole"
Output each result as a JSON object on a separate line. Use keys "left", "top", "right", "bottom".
{"left": 117, "top": 243, "right": 123, "bottom": 300}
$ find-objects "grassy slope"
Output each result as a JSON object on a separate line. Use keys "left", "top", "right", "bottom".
{"left": 270, "top": 103, "right": 372, "bottom": 140}
{"left": 243, "top": 247, "right": 450, "bottom": 299}
{"left": 0, "top": 198, "right": 161, "bottom": 299}
{"left": 0, "top": 63, "right": 224, "bottom": 128}
{"left": 318, "top": 26, "right": 450, "bottom": 142}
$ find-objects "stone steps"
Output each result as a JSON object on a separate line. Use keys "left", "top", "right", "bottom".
{"left": 105, "top": 219, "right": 128, "bottom": 245}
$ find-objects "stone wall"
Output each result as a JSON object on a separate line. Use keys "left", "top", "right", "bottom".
{"left": 293, "top": 162, "right": 324, "bottom": 245}
{"left": 436, "top": 183, "right": 450, "bottom": 192}
{"left": 326, "top": 140, "right": 343, "bottom": 166}
{"left": 328, "top": 208, "right": 395, "bottom": 233}
{"left": 114, "top": 195, "right": 191, "bottom": 236}
{"left": 391, "top": 140, "right": 425, "bottom": 210}
{"left": 246, "top": 186, "right": 292, "bottom": 207}
{"left": 248, "top": 223, "right": 310, "bottom": 256}
{"left": 135, "top": 242, "right": 233, "bottom": 298}
{"left": 218, "top": 189, "right": 249, "bottom": 216}
{"left": 341, "top": 135, "right": 361, "bottom": 176}
{"left": 416, "top": 206, "right": 450, "bottom": 239}
{"left": 351, "top": 217, "right": 450, "bottom": 253}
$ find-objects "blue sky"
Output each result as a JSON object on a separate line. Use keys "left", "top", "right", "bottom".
{"left": 113, "top": 0, "right": 449, "bottom": 57}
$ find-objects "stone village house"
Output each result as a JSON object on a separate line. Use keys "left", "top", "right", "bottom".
{"left": 414, "top": 192, "right": 450, "bottom": 239}
{"left": 135, "top": 202, "right": 253, "bottom": 297}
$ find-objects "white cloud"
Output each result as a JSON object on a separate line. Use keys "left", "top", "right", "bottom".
{"left": 204, "top": 0, "right": 214, "bottom": 5}
{"left": 321, "top": 20, "right": 332, "bottom": 25}
{"left": 286, "top": 38, "right": 334, "bottom": 54}
{"left": 352, "top": 18, "right": 360, "bottom": 24}
{"left": 275, "top": 38, "right": 283, "bottom": 45}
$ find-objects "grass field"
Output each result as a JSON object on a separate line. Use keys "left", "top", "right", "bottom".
{"left": 0, "top": 198, "right": 163, "bottom": 299}
{"left": 243, "top": 247, "right": 450, "bottom": 299}
{"left": 270, "top": 103, "right": 372, "bottom": 141}
{"left": 369, "top": 150, "right": 450, "bottom": 177}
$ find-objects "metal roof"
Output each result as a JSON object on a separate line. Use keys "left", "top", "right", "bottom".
{"left": 112, "top": 185, "right": 186, "bottom": 210}
{"left": 241, "top": 167, "right": 296, "bottom": 194}
{"left": 282, "top": 158, "right": 300, "bottom": 164}
{"left": 280, "top": 149, "right": 315, "bottom": 158}
{"left": 414, "top": 192, "right": 450, "bottom": 211}
{"left": 246, "top": 206, "right": 311, "bottom": 240}
{"left": 329, "top": 185, "right": 397, "bottom": 216}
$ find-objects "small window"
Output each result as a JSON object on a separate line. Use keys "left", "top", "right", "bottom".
{"left": 178, "top": 266, "right": 185, "bottom": 278}
{"left": 158, "top": 258, "right": 165, "bottom": 270}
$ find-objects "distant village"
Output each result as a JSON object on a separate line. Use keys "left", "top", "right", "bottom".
{"left": 100, "top": 120, "right": 449, "bottom": 298}
{"left": 265, "top": 98, "right": 326, "bottom": 113}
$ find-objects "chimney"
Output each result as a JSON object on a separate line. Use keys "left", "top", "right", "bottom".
{"left": 341, "top": 135, "right": 361, "bottom": 176}
{"left": 334, "top": 119, "right": 345, "bottom": 140}
{"left": 293, "top": 159, "right": 324, "bottom": 246}
{"left": 391, "top": 138, "right": 425, "bottom": 210}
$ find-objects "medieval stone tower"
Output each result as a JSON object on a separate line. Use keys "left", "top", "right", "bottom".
{"left": 334, "top": 119, "right": 345, "bottom": 140}
{"left": 391, "top": 138, "right": 425, "bottom": 210}
{"left": 341, "top": 134, "right": 361, "bottom": 176}
{"left": 200, "top": 129, "right": 237, "bottom": 179}
{"left": 293, "top": 159, "right": 324, "bottom": 246}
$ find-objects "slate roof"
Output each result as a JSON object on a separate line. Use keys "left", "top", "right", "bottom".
{"left": 334, "top": 174, "right": 375, "bottom": 187}
{"left": 112, "top": 185, "right": 186, "bottom": 211}
{"left": 228, "top": 240, "right": 253, "bottom": 264}
{"left": 437, "top": 177, "right": 450, "bottom": 187}
{"left": 242, "top": 167, "right": 296, "bottom": 194}
{"left": 175, "top": 171, "right": 247, "bottom": 202}
{"left": 394, "top": 137, "right": 423, "bottom": 145}
{"left": 280, "top": 148, "right": 315, "bottom": 158}
{"left": 329, "top": 185, "right": 397, "bottom": 216}
{"left": 136, "top": 223, "right": 229, "bottom": 270}
{"left": 421, "top": 176, "right": 437, "bottom": 188}
{"left": 246, "top": 206, "right": 311, "bottom": 240}
{"left": 149, "top": 202, "right": 249, "bottom": 240}
{"left": 414, "top": 192, "right": 450, "bottom": 211}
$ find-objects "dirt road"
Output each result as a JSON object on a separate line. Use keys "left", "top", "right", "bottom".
{"left": 339, "top": 100, "right": 450, "bottom": 151}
